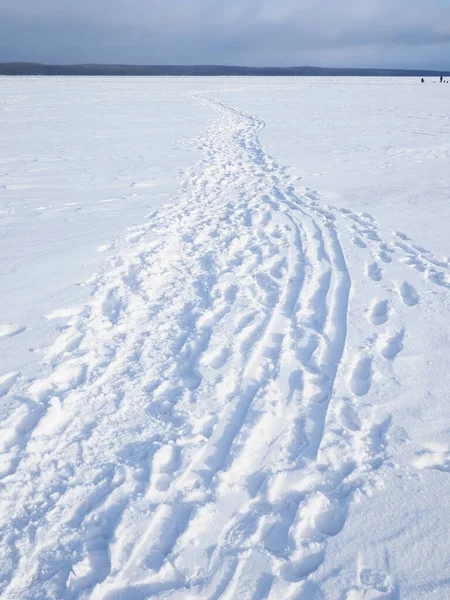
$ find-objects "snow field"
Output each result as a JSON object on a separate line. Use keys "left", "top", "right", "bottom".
{"left": 0, "top": 79, "right": 450, "bottom": 599}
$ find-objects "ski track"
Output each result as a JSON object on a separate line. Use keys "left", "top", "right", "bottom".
{"left": 0, "top": 93, "right": 447, "bottom": 600}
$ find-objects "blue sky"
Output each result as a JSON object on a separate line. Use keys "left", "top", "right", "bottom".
{"left": 1, "top": 0, "right": 450, "bottom": 69}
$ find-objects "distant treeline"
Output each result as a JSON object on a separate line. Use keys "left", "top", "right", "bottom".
{"left": 1, "top": 63, "right": 449, "bottom": 77}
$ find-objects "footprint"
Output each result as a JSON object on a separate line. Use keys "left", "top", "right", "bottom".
{"left": 412, "top": 243, "right": 429, "bottom": 254}
{"left": 414, "top": 444, "right": 450, "bottom": 473}
{"left": 339, "top": 398, "right": 361, "bottom": 431}
{"left": 152, "top": 444, "right": 180, "bottom": 474}
{"left": 101, "top": 287, "right": 124, "bottom": 325}
{"left": 352, "top": 236, "right": 367, "bottom": 249}
{"left": 46, "top": 328, "right": 84, "bottom": 359}
{"left": 234, "top": 310, "right": 258, "bottom": 334}
{"left": 206, "top": 346, "right": 231, "bottom": 369}
{"left": 367, "top": 262, "right": 382, "bottom": 282}
{"left": 427, "top": 270, "right": 450, "bottom": 288}
{"left": 347, "top": 553, "right": 396, "bottom": 599}
{"left": 31, "top": 397, "right": 69, "bottom": 436}
{"left": 223, "top": 284, "right": 238, "bottom": 303}
{"left": 364, "top": 229, "right": 381, "bottom": 242}
{"left": 126, "top": 230, "right": 145, "bottom": 244}
{"left": 399, "top": 282, "right": 419, "bottom": 306}
{"left": 269, "top": 257, "right": 287, "bottom": 279}
{"left": 396, "top": 241, "right": 416, "bottom": 256}
{"left": 369, "top": 300, "right": 389, "bottom": 326}
{"left": 269, "top": 225, "right": 283, "bottom": 239}
{"left": 349, "top": 356, "right": 372, "bottom": 396}
{"left": 237, "top": 254, "right": 260, "bottom": 276}
{"left": 0, "top": 372, "right": 19, "bottom": 397}
{"left": 148, "top": 444, "right": 181, "bottom": 494}
{"left": 280, "top": 546, "right": 325, "bottom": 581}
{"left": 0, "top": 324, "right": 26, "bottom": 339}
{"left": 258, "top": 210, "right": 272, "bottom": 226}
{"left": 359, "top": 568, "right": 395, "bottom": 595}
{"left": 28, "top": 360, "right": 87, "bottom": 401}
{"left": 378, "top": 330, "right": 404, "bottom": 360}
{"left": 97, "top": 243, "right": 113, "bottom": 253}
{"left": 380, "top": 243, "right": 395, "bottom": 254}
{"left": 311, "top": 494, "right": 346, "bottom": 536}
{"left": 401, "top": 255, "right": 426, "bottom": 272}
{"left": 378, "top": 250, "right": 392, "bottom": 263}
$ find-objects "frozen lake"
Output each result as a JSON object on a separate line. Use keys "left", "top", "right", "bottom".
{"left": 1, "top": 77, "right": 450, "bottom": 599}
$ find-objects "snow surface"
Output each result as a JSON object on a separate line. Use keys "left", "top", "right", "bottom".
{"left": 0, "top": 77, "right": 450, "bottom": 599}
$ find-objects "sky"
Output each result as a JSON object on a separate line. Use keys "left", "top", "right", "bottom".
{"left": 1, "top": 0, "right": 450, "bottom": 69}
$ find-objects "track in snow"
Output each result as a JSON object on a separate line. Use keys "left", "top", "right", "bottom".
{"left": 1, "top": 94, "right": 449, "bottom": 599}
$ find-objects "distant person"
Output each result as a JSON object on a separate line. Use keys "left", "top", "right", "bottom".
{"left": 440, "top": 76, "right": 443, "bottom": 83}
{"left": 421, "top": 78, "right": 425, "bottom": 83}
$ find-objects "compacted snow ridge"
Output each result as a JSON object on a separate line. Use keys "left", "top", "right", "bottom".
{"left": 1, "top": 84, "right": 450, "bottom": 600}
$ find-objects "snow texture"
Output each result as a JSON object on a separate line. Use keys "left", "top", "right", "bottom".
{"left": 1, "top": 77, "right": 450, "bottom": 599}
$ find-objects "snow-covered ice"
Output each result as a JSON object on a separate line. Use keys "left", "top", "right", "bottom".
{"left": 1, "top": 77, "right": 450, "bottom": 599}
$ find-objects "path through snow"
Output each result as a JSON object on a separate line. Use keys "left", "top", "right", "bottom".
{"left": 1, "top": 93, "right": 450, "bottom": 599}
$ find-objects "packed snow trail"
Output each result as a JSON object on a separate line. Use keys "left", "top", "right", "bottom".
{"left": 1, "top": 94, "right": 449, "bottom": 600}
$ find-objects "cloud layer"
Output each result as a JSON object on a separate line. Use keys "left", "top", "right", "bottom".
{"left": 1, "top": 0, "right": 450, "bottom": 68}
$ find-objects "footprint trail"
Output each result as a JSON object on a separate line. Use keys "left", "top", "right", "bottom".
{"left": 0, "top": 93, "right": 446, "bottom": 600}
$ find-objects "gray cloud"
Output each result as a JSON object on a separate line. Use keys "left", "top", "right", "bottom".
{"left": 1, "top": 0, "right": 450, "bottom": 68}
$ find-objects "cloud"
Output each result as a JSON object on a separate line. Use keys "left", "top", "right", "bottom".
{"left": 1, "top": 0, "right": 450, "bottom": 68}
